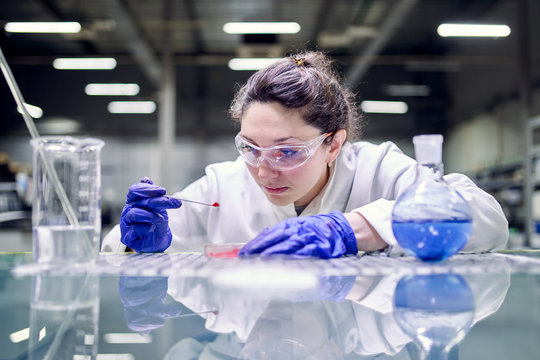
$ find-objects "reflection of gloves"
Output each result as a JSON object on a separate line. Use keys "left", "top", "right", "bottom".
{"left": 120, "top": 177, "right": 182, "bottom": 252}
{"left": 239, "top": 211, "right": 358, "bottom": 259}
{"left": 119, "top": 276, "right": 183, "bottom": 334}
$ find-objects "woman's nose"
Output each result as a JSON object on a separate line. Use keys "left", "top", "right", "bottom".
{"left": 257, "top": 157, "right": 279, "bottom": 178}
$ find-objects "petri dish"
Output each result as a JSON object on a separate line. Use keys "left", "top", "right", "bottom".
{"left": 204, "top": 243, "right": 246, "bottom": 258}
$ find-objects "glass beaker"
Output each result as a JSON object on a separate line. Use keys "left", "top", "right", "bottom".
{"left": 31, "top": 136, "right": 105, "bottom": 265}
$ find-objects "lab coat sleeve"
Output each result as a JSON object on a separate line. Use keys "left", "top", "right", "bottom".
{"left": 101, "top": 224, "right": 127, "bottom": 252}
{"left": 167, "top": 170, "right": 217, "bottom": 252}
{"left": 348, "top": 141, "right": 508, "bottom": 255}
{"left": 446, "top": 173, "right": 509, "bottom": 253}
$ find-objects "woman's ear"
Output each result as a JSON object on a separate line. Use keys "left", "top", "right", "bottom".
{"left": 326, "top": 129, "right": 347, "bottom": 164}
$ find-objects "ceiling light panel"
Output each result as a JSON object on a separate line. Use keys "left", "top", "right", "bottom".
{"left": 17, "top": 103, "right": 43, "bottom": 118}
{"left": 85, "top": 84, "right": 140, "bottom": 96}
{"left": 361, "top": 101, "right": 408, "bottom": 114}
{"left": 437, "top": 24, "right": 511, "bottom": 37}
{"left": 107, "top": 101, "right": 156, "bottom": 114}
{"left": 53, "top": 58, "right": 117, "bottom": 70}
{"left": 4, "top": 22, "right": 81, "bottom": 33}
{"left": 223, "top": 22, "right": 301, "bottom": 34}
{"left": 228, "top": 58, "right": 281, "bottom": 71}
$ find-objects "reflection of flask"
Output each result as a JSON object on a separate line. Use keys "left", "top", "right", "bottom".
{"left": 392, "top": 135, "right": 472, "bottom": 261}
{"left": 393, "top": 274, "right": 475, "bottom": 360}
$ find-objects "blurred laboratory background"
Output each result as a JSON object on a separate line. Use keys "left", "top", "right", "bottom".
{"left": 0, "top": 0, "right": 538, "bottom": 251}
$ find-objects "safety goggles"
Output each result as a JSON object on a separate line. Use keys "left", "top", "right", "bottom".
{"left": 235, "top": 132, "right": 333, "bottom": 171}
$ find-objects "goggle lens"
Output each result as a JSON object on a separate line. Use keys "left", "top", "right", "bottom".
{"left": 235, "top": 132, "right": 331, "bottom": 171}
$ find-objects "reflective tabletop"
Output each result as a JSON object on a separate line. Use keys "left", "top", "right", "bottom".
{"left": 1, "top": 251, "right": 540, "bottom": 360}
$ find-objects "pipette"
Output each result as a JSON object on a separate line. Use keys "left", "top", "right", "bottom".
{"left": 166, "top": 196, "right": 219, "bottom": 207}
{"left": 138, "top": 178, "right": 219, "bottom": 207}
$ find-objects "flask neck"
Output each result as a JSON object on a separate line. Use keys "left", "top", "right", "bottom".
{"left": 416, "top": 161, "right": 444, "bottom": 181}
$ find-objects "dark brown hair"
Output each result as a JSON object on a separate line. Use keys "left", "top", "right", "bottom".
{"left": 229, "top": 51, "right": 363, "bottom": 141}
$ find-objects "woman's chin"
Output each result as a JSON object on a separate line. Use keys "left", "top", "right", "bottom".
{"left": 265, "top": 193, "right": 294, "bottom": 207}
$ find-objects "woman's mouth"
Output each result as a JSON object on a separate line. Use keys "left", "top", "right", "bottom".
{"left": 263, "top": 186, "right": 289, "bottom": 194}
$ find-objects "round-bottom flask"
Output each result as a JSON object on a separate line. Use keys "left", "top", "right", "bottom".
{"left": 391, "top": 135, "right": 472, "bottom": 262}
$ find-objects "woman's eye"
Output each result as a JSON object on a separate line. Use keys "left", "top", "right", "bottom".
{"left": 241, "top": 144, "right": 259, "bottom": 155}
{"left": 277, "top": 149, "right": 299, "bottom": 158}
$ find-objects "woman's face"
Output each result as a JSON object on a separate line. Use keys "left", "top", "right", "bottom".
{"left": 240, "top": 101, "right": 343, "bottom": 207}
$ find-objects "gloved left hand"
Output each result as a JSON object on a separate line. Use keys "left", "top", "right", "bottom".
{"left": 238, "top": 211, "right": 358, "bottom": 259}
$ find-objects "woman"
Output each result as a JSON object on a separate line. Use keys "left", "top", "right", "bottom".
{"left": 103, "top": 51, "right": 508, "bottom": 257}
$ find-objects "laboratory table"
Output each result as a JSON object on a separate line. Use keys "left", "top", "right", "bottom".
{"left": 1, "top": 251, "right": 540, "bottom": 360}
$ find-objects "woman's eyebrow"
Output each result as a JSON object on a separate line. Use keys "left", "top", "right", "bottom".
{"left": 275, "top": 136, "right": 301, "bottom": 143}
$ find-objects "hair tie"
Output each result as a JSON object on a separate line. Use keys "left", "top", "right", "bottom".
{"left": 291, "top": 57, "right": 306, "bottom": 67}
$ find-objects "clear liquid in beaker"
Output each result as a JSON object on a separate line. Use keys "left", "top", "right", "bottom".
{"left": 33, "top": 225, "right": 98, "bottom": 265}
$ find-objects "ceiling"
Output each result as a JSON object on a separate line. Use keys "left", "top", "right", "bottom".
{"left": 0, "top": 0, "right": 537, "bottom": 141}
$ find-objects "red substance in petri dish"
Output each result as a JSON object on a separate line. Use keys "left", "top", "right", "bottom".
{"left": 212, "top": 202, "right": 220, "bottom": 207}
{"left": 206, "top": 248, "right": 239, "bottom": 258}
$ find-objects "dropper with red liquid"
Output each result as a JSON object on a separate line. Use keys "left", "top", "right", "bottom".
{"left": 167, "top": 196, "right": 219, "bottom": 207}
{"left": 139, "top": 177, "right": 219, "bottom": 207}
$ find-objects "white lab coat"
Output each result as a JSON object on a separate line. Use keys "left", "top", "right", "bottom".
{"left": 101, "top": 141, "right": 509, "bottom": 254}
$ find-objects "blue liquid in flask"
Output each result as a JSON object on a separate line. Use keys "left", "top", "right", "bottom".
{"left": 392, "top": 219, "right": 472, "bottom": 262}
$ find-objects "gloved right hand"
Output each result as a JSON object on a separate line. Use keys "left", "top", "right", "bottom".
{"left": 120, "top": 177, "right": 182, "bottom": 252}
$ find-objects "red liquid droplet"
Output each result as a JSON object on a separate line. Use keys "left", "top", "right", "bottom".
{"left": 212, "top": 202, "right": 220, "bottom": 207}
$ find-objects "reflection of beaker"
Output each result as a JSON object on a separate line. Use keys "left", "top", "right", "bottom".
{"left": 393, "top": 274, "right": 475, "bottom": 360}
{"left": 29, "top": 273, "right": 99, "bottom": 360}
{"left": 31, "top": 136, "right": 104, "bottom": 265}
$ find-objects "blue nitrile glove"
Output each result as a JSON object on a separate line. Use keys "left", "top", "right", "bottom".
{"left": 120, "top": 177, "right": 182, "bottom": 252}
{"left": 119, "top": 276, "right": 183, "bottom": 334}
{"left": 238, "top": 211, "right": 358, "bottom": 259}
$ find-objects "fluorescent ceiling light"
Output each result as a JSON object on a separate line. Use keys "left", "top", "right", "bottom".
{"left": 85, "top": 83, "right": 140, "bottom": 96}
{"left": 4, "top": 22, "right": 81, "bottom": 33}
{"left": 10, "top": 328, "right": 29, "bottom": 343}
{"left": 386, "top": 85, "right": 430, "bottom": 97}
{"left": 361, "top": 100, "right": 408, "bottom": 114}
{"left": 437, "top": 24, "right": 511, "bottom": 37}
{"left": 223, "top": 22, "right": 301, "bottom": 34}
{"left": 228, "top": 58, "right": 281, "bottom": 71}
{"left": 103, "top": 333, "right": 152, "bottom": 344}
{"left": 53, "top": 58, "right": 117, "bottom": 70}
{"left": 17, "top": 102, "right": 43, "bottom": 118}
{"left": 108, "top": 101, "right": 156, "bottom": 114}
